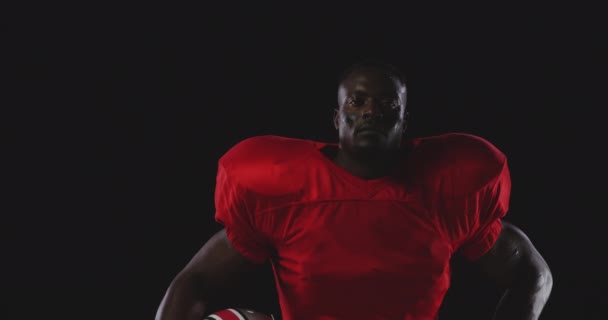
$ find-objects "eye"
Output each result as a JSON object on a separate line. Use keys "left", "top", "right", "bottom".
{"left": 347, "top": 96, "right": 366, "bottom": 107}
{"left": 382, "top": 99, "right": 400, "bottom": 109}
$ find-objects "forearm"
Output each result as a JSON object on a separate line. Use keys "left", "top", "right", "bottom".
{"left": 156, "top": 273, "right": 210, "bottom": 320}
{"left": 492, "top": 267, "right": 553, "bottom": 320}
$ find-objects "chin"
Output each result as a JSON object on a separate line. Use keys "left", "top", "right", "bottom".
{"left": 354, "top": 135, "right": 387, "bottom": 149}
{"left": 353, "top": 141, "right": 388, "bottom": 155}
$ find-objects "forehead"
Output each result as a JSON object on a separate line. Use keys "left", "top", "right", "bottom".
{"left": 341, "top": 67, "right": 402, "bottom": 96}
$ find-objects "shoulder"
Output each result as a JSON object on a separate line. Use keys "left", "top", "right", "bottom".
{"left": 219, "top": 135, "right": 320, "bottom": 168}
{"left": 217, "top": 135, "right": 322, "bottom": 195}
{"left": 410, "top": 132, "right": 508, "bottom": 193}
{"left": 414, "top": 132, "right": 506, "bottom": 163}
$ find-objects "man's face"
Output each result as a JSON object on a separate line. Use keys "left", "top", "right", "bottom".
{"left": 334, "top": 67, "right": 407, "bottom": 155}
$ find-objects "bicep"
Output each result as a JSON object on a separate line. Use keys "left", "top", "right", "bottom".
{"left": 177, "top": 228, "right": 258, "bottom": 291}
{"left": 470, "top": 220, "right": 549, "bottom": 289}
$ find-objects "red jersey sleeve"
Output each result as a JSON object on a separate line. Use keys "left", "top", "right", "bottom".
{"left": 214, "top": 161, "right": 273, "bottom": 264}
{"left": 456, "top": 160, "right": 511, "bottom": 260}
{"left": 424, "top": 133, "right": 512, "bottom": 261}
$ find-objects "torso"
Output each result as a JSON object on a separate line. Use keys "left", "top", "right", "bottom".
{"left": 219, "top": 134, "right": 508, "bottom": 320}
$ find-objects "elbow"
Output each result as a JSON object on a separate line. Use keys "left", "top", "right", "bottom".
{"left": 530, "top": 253, "right": 553, "bottom": 292}
{"left": 519, "top": 258, "right": 553, "bottom": 300}
{"left": 535, "top": 266, "right": 553, "bottom": 298}
{"left": 525, "top": 265, "right": 553, "bottom": 316}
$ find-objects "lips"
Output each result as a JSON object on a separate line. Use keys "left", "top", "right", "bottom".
{"left": 356, "top": 125, "right": 385, "bottom": 135}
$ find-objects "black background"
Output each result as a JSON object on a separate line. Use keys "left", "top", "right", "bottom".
{"left": 4, "top": 3, "right": 606, "bottom": 319}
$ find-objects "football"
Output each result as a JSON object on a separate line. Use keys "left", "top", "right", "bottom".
{"left": 204, "top": 308, "right": 274, "bottom": 320}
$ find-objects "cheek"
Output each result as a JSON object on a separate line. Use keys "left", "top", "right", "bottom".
{"left": 341, "top": 112, "right": 357, "bottom": 127}
{"left": 337, "top": 121, "right": 355, "bottom": 141}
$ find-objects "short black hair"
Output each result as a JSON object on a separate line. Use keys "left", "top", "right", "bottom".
{"left": 339, "top": 59, "right": 407, "bottom": 87}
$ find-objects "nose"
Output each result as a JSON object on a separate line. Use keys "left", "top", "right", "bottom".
{"left": 361, "top": 102, "right": 384, "bottom": 120}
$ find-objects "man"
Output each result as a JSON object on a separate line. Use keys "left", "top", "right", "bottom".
{"left": 156, "top": 61, "right": 553, "bottom": 320}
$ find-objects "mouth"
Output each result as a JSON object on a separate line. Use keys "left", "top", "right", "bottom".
{"left": 356, "top": 126, "right": 386, "bottom": 136}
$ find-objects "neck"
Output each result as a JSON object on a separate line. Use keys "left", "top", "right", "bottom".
{"left": 333, "top": 148, "right": 400, "bottom": 180}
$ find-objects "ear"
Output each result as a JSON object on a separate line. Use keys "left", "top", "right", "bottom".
{"left": 333, "top": 108, "right": 340, "bottom": 130}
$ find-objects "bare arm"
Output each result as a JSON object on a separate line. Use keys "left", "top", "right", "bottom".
{"left": 155, "top": 229, "right": 257, "bottom": 320}
{"left": 471, "top": 220, "right": 553, "bottom": 320}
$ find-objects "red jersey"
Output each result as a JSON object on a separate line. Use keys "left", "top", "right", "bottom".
{"left": 214, "top": 133, "right": 511, "bottom": 320}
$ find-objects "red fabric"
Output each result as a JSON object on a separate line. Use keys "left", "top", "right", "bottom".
{"left": 214, "top": 133, "right": 511, "bottom": 320}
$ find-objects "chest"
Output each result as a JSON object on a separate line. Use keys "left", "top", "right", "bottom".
{"left": 273, "top": 200, "right": 452, "bottom": 281}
